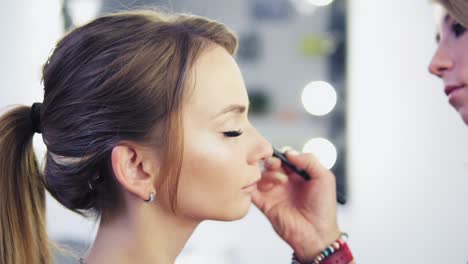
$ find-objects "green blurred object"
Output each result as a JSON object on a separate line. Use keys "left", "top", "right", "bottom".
{"left": 300, "top": 34, "right": 336, "bottom": 57}
{"left": 248, "top": 89, "right": 271, "bottom": 115}
{"left": 62, "top": 0, "right": 74, "bottom": 31}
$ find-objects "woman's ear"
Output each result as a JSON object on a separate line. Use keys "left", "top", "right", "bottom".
{"left": 111, "top": 142, "right": 160, "bottom": 201}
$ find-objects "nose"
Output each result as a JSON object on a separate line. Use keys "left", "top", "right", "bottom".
{"left": 247, "top": 128, "right": 273, "bottom": 165}
{"left": 429, "top": 44, "right": 454, "bottom": 77}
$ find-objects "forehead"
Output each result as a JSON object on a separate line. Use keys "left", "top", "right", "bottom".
{"left": 434, "top": 4, "right": 449, "bottom": 27}
{"left": 434, "top": 4, "right": 460, "bottom": 29}
{"left": 184, "top": 45, "right": 248, "bottom": 120}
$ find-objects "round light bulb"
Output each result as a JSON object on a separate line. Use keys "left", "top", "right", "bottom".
{"left": 302, "top": 137, "right": 337, "bottom": 169}
{"left": 306, "top": 0, "right": 334, "bottom": 6}
{"left": 301, "top": 81, "right": 337, "bottom": 116}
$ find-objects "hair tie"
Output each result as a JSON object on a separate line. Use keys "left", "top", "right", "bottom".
{"left": 31, "top": 102, "right": 43, "bottom": 134}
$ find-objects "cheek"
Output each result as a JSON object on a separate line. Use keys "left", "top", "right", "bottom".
{"left": 183, "top": 134, "right": 236, "bottom": 175}
{"left": 461, "top": 56, "right": 468, "bottom": 82}
{"left": 455, "top": 37, "right": 468, "bottom": 81}
{"left": 176, "top": 133, "right": 249, "bottom": 219}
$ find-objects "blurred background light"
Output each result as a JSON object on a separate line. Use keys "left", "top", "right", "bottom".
{"left": 300, "top": 34, "right": 337, "bottom": 57}
{"left": 67, "top": 0, "right": 102, "bottom": 26}
{"left": 290, "top": 0, "right": 334, "bottom": 15}
{"left": 301, "top": 81, "right": 337, "bottom": 116}
{"left": 307, "top": 0, "right": 334, "bottom": 6}
{"left": 302, "top": 137, "right": 337, "bottom": 169}
{"left": 289, "top": 0, "right": 318, "bottom": 15}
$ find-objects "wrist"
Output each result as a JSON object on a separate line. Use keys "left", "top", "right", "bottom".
{"left": 292, "top": 232, "right": 353, "bottom": 264}
{"left": 293, "top": 228, "right": 341, "bottom": 263}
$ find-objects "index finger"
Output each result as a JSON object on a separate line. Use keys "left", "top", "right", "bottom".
{"left": 284, "top": 150, "right": 329, "bottom": 181}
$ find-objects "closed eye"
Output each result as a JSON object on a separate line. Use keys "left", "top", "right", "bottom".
{"left": 223, "top": 130, "right": 243, "bottom": 137}
{"left": 452, "top": 22, "right": 466, "bottom": 37}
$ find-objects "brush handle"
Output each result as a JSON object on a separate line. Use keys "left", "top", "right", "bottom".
{"left": 272, "top": 148, "right": 346, "bottom": 205}
{"left": 272, "top": 148, "right": 311, "bottom": 180}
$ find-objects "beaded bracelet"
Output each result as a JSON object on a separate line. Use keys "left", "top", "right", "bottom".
{"left": 291, "top": 232, "right": 353, "bottom": 264}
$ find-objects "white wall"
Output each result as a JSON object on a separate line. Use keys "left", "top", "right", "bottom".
{"left": 347, "top": 0, "right": 468, "bottom": 262}
{"left": 1, "top": 0, "right": 468, "bottom": 263}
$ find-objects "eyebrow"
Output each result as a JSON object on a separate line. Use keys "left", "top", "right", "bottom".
{"left": 444, "top": 14, "right": 451, "bottom": 23}
{"left": 435, "top": 14, "right": 454, "bottom": 43}
{"left": 212, "top": 104, "right": 247, "bottom": 119}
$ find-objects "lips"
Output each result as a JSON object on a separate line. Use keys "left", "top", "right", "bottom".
{"left": 445, "top": 85, "right": 466, "bottom": 96}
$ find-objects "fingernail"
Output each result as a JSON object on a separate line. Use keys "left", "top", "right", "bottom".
{"left": 287, "top": 149, "right": 300, "bottom": 156}
{"left": 280, "top": 146, "right": 293, "bottom": 152}
{"left": 275, "top": 172, "right": 288, "bottom": 183}
{"left": 265, "top": 157, "right": 275, "bottom": 166}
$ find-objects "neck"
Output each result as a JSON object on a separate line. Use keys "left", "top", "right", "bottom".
{"left": 84, "top": 202, "right": 199, "bottom": 264}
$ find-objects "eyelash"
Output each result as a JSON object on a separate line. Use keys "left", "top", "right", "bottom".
{"left": 223, "top": 130, "right": 243, "bottom": 137}
{"left": 452, "top": 22, "right": 466, "bottom": 37}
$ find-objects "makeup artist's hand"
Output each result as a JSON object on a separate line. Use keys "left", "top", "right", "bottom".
{"left": 252, "top": 149, "right": 341, "bottom": 263}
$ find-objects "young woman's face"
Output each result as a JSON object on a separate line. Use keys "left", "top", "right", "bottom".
{"left": 429, "top": 7, "right": 468, "bottom": 124}
{"left": 175, "top": 45, "right": 273, "bottom": 221}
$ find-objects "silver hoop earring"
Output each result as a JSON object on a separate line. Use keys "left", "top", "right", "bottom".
{"left": 144, "top": 191, "right": 156, "bottom": 203}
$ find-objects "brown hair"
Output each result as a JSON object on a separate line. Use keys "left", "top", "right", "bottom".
{"left": 435, "top": 0, "right": 468, "bottom": 28}
{"left": 0, "top": 10, "right": 237, "bottom": 264}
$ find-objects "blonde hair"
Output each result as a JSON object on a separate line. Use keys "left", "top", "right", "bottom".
{"left": 0, "top": 10, "right": 237, "bottom": 264}
{"left": 435, "top": 0, "right": 468, "bottom": 28}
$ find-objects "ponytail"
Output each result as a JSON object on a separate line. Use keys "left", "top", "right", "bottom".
{"left": 0, "top": 105, "right": 51, "bottom": 264}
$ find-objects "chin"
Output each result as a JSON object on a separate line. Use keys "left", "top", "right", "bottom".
{"left": 461, "top": 114, "right": 468, "bottom": 126}
{"left": 460, "top": 108, "right": 468, "bottom": 126}
{"left": 214, "top": 200, "right": 252, "bottom": 221}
